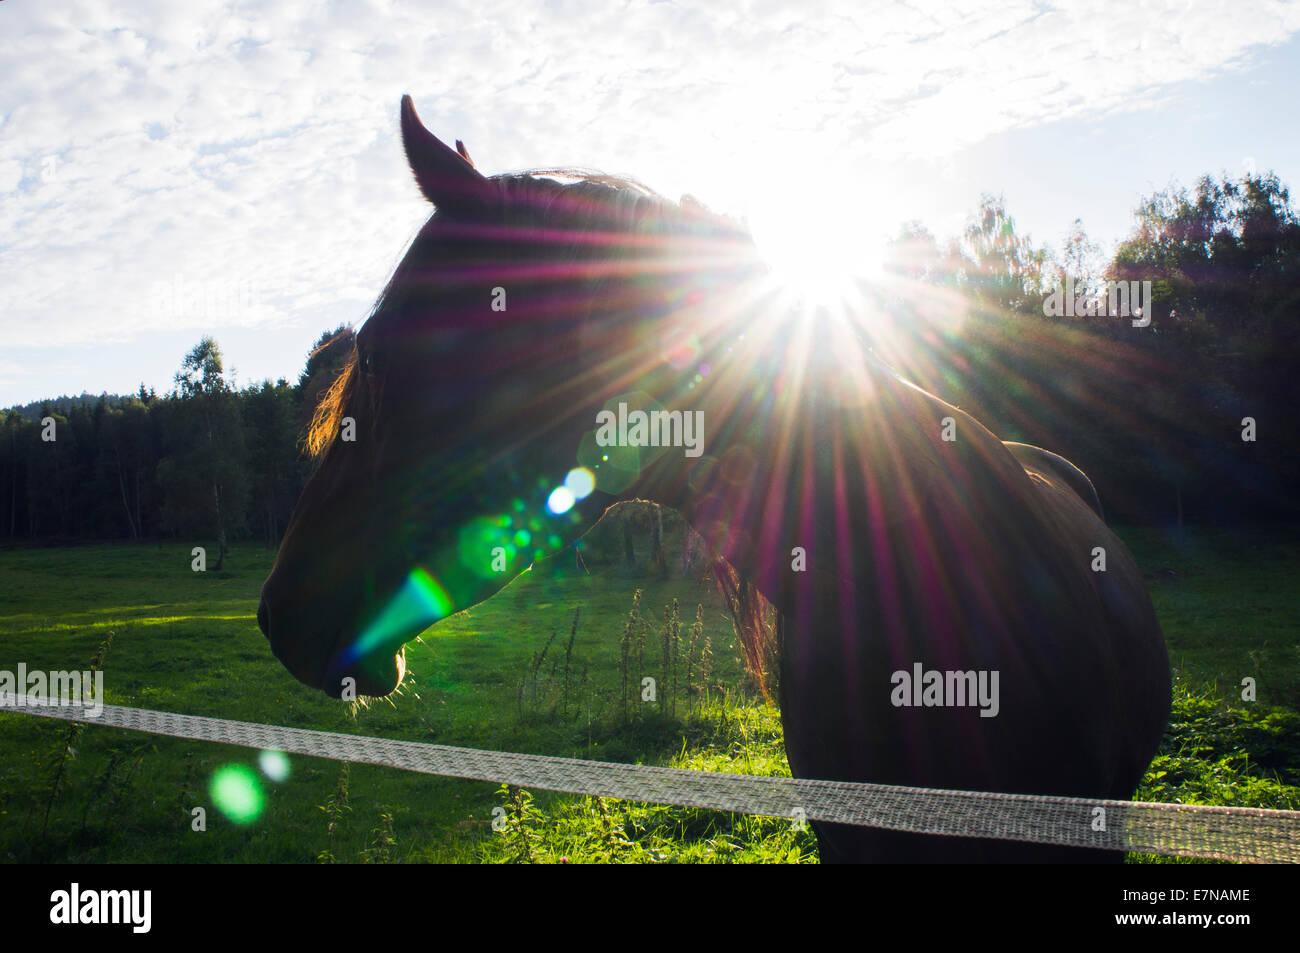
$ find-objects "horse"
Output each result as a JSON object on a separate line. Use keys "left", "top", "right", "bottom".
{"left": 258, "top": 95, "right": 1172, "bottom": 862}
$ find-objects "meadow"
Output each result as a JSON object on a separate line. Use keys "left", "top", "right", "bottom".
{"left": 0, "top": 521, "right": 1296, "bottom": 863}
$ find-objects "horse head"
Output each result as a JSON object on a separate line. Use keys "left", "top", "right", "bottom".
{"left": 259, "top": 96, "right": 762, "bottom": 697}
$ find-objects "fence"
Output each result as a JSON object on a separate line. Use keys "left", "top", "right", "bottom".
{"left": 7, "top": 697, "right": 1299, "bottom": 862}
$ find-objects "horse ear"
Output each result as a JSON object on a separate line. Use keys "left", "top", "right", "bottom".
{"left": 399, "top": 95, "right": 492, "bottom": 211}
{"left": 455, "top": 139, "right": 475, "bottom": 168}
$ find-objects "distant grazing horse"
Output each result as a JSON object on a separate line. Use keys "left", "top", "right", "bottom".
{"left": 259, "top": 96, "right": 1171, "bottom": 862}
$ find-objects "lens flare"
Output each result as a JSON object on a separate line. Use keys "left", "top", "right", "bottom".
{"left": 211, "top": 765, "right": 264, "bottom": 825}
{"left": 342, "top": 565, "right": 454, "bottom": 666}
{"left": 547, "top": 486, "right": 576, "bottom": 514}
{"left": 563, "top": 467, "right": 596, "bottom": 500}
{"left": 458, "top": 516, "right": 515, "bottom": 578}
{"left": 258, "top": 750, "right": 291, "bottom": 782}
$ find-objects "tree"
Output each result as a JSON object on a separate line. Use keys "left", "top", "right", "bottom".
{"left": 242, "top": 378, "right": 303, "bottom": 547}
{"left": 1058, "top": 218, "right": 1103, "bottom": 293}
{"left": 162, "top": 337, "right": 248, "bottom": 569}
{"left": 959, "top": 195, "right": 1050, "bottom": 315}
{"left": 1109, "top": 171, "right": 1300, "bottom": 522}
{"left": 98, "top": 400, "right": 154, "bottom": 539}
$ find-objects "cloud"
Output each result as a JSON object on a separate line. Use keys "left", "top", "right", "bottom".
{"left": 1, "top": 0, "right": 1297, "bottom": 356}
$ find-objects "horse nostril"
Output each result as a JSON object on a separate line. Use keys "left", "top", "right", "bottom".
{"left": 257, "top": 599, "right": 270, "bottom": 637}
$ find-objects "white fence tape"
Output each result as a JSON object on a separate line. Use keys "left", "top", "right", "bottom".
{"left": 6, "top": 697, "right": 1297, "bottom": 862}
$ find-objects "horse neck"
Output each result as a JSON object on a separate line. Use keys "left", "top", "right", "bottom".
{"left": 628, "top": 319, "right": 923, "bottom": 599}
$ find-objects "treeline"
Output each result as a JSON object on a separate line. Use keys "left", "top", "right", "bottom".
{"left": 879, "top": 170, "right": 1300, "bottom": 525}
{"left": 0, "top": 328, "right": 355, "bottom": 563}
{"left": 3, "top": 171, "right": 1298, "bottom": 547}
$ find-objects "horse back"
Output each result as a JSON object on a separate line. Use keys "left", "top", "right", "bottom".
{"left": 773, "top": 381, "right": 1171, "bottom": 862}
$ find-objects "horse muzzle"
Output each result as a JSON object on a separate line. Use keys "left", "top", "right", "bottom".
{"left": 258, "top": 593, "right": 408, "bottom": 698}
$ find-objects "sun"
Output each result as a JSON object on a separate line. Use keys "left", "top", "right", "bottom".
{"left": 747, "top": 189, "right": 890, "bottom": 314}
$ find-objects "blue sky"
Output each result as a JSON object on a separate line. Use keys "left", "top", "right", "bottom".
{"left": 2, "top": 0, "right": 1299, "bottom": 407}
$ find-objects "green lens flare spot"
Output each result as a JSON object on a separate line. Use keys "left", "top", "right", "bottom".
{"left": 514, "top": 529, "right": 532, "bottom": 546}
{"left": 350, "top": 566, "right": 454, "bottom": 660}
{"left": 211, "top": 765, "right": 264, "bottom": 825}
{"left": 459, "top": 517, "right": 514, "bottom": 579}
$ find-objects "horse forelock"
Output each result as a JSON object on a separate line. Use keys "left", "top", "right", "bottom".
{"left": 304, "top": 348, "right": 357, "bottom": 460}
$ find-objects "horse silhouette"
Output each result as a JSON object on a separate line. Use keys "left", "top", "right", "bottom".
{"left": 259, "top": 95, "right": 1171, "bottom": 863}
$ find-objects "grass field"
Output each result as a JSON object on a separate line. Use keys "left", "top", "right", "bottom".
{"left": 0, "top": 522, "right": 1296, "bottom": 863}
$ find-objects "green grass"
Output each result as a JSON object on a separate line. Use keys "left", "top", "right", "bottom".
{"left": 0, "top": 524, "right": 1295, "bottom": 863}
{"left": 1120, "top": 525, "right": 1300, "bottom": 712}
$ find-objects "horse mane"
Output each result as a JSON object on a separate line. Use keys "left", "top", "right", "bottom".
{"left": 304, "top": 346, "right": 357, "bottom": 460}
{"left": 301, "top": 167, "right": 775, "bottom": 692}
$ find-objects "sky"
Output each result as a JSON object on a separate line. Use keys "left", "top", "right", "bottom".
{"left": 2, "top": 0, "right": 1299, "bottom": 407}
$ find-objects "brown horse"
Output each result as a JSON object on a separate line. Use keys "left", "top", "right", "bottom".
{"left": 259, "top": 95, "right": 1171, "bottom": 862}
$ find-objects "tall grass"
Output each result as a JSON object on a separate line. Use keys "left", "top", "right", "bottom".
{"left": 2, "top": 530, "right": 1296, "bottom": 864}
{"left": 40, "top": 632, "right": 113, "bottom": 840}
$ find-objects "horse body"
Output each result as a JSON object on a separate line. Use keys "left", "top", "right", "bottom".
{"left": 259, "top": 96, "right": 1171, "bottom": 862}
{"left": 1002, "top": 440, "right": 1105, "bottom": 520}
{"left": 630, "top": 340, "right": 1170, "bottom": 861}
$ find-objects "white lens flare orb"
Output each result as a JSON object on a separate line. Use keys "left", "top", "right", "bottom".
{"left": 258, "top": 750, "right": 291, "bottom": 782}
{"left": 563, "top": 467, "right": 595, "bottom": 500}
{"left": 546, "top": 486, "right": 576, "bottom": 514}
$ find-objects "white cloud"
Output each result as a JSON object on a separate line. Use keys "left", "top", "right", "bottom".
{"left": 1, "top": 0, "right": 1298, "bottom": 359}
